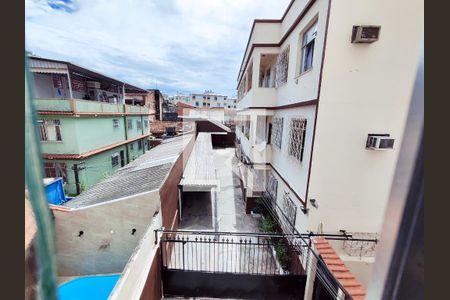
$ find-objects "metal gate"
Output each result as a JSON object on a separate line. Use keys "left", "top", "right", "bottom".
{"left": 157, "top": 230, "right": 307, "bottom": 299}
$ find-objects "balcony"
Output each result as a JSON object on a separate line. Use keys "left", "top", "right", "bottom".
{"left": 34, "top": 98, "right": 150, "bottom": 115}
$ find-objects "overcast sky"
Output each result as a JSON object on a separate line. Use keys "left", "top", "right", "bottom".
{"left": 25, "top": 0, "right": 289, "bottom": 96}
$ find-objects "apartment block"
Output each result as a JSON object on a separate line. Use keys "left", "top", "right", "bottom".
{"left": 30, "top": 56, "right": 153, "bottom": 196}
{"left": 235, "top": 0, "right": 422, "bottom": 289}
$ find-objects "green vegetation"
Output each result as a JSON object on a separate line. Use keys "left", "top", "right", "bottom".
{"left": 259, "top": 215, "right": 292, "bottom": 272}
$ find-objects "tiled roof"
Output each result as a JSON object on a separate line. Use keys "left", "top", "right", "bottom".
{"left": 62, "top": 134, "right": 193, "bottom": 209}
{"left": 313, "top": 238, "right": 367, "bottom": 300}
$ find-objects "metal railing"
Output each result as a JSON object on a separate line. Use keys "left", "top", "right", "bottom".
{"left": 156, "top": 230, "right": 304, "bottom": 276}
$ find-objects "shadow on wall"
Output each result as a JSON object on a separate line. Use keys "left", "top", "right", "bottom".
{"left": 52, "top": 191, "right": 161, "bottom": 276}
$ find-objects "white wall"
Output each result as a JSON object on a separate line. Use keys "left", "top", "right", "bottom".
{"left": 271, "top": 105, "right": 317, "bottom": 202}
{"left": 53, "top": 190, "right": 160, "bottom": 276}
{"left": 306, "top": 0, "right": 423, "bottom": 233}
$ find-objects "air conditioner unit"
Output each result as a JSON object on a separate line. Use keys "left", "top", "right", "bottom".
{"left": 86, "top": 81, "right": 101, "bottom": 89}
{"left": 351, "top": 26, "right": 381, "bottom": 43}
{"left": 366, "top": 134, "right": 394, "bottom": 150}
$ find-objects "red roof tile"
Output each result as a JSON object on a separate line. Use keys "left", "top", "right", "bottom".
{"left": 313, "top": 238, "right": 366, "bottom": 299}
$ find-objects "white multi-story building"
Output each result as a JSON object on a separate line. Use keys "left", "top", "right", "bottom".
{"left": 235, "top": 0, "right": 422, "bottom": 290}
{"left": 174, "top": 91, "right": 237, "bottom": 109}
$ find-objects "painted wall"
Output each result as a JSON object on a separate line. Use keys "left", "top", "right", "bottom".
{"left": 75, "top": 116, "right": 127, "bottom": 153}
{"left": 39, "top": 117, "right": 80, "bottom": 154}
{"left": 53, "top": 190, "right": 161, "bottom": 276}
{"left": 125, "top": 115, "right": 145, "bottom": 139}
{"left": 270, "top": 105, "right": 316, "bottom": 202}
{"left": 109, "top": 214, "right": 162, "bottom": 300}
{"left": 306, "top": 0, "right": 423, "bottom": 233}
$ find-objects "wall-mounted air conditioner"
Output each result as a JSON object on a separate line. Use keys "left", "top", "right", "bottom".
{"left": 351, "top": 26, "right": 381, "bottom": 43}
{"left": 366, "top": 134, "right": 394, "bottom": 150}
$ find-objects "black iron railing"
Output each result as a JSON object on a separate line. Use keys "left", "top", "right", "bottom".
{"left": 156, "top": 230, "right": 304, "bottom": 276}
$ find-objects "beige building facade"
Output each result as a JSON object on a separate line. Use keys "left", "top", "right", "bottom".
{"left": 235, "top": 0, "right": 423, "bottom": 289}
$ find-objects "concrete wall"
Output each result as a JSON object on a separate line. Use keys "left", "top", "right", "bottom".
{"left": 307, "top": 0, "right": 423, "bottom": 233}
{"left": 109, "top": 214, "right": 162, "bottom": 300}
{"left": 160, "top": 133, "right": 196, "bottom": 230}
{"left": 53, "top": 190, "right": 160, "bottom": 276}
{"left": 270, "top": 104, "right": 317, "bottom": 203}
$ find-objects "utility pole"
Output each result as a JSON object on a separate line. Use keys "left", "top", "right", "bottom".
{"left": 72, "top": 162, "right": 85, "bottom": 195}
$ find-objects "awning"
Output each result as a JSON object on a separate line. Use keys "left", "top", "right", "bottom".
{"left": 179, "top": 133, "right": 219, "bottom": 192}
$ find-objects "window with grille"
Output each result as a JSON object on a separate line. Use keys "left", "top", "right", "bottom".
{"left": 37, "top": 120, "right": 62, "bottom": 141}
{"left": 272, "top": 117, "right": 284, "bottom": 149}
{"left": 111, "top": 153, "right": 119, "bottom": 167}
{"left": 44, "top": 162, "right": 68, "bottom": 183}
{"left": 144, "top": 119, "right": 148, "bottom": 128}
{"left": 113, "top": 119, "right": 119, "bottom": 128}
{"left": 300, "top": 21, "right": 317, "bottom": 74}
{"left": 138, "top": 140, "right": 143, "bottom": 150}
{"left": 282, "top": 191, "right": 297, "bottom": 229}
{"left": 137, "top": 120, "right": 142, "bottom": 130}
{"left": 127, "top": 119, "right": 133, "bottom": 129}
{"left": 267, "top": 174, "right": 278, "bottom": 200}
{"left": 275, "top": 46, "right": 290, "bottom": 87}
{"left": 130, "top": 143, "right": 134, "bottom": 150}
{"left": 288, "top": 118, "right": 307, "bottom": 162}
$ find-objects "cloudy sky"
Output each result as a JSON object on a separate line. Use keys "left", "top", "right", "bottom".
{"left": 25, "top": 0, "right": 289, "bottom": 96}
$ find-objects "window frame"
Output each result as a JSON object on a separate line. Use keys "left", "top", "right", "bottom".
{"left": 299, "top": 20, "right": 318, "bottom": 75}
{"left": 288, "top": 118, "right": 307, "bottom": 162}
{"left": 127, "top": 119, "right": 133, "bottom": 129}
{"left": 38, "top": 119, "right": 62, "bottom": 142}
{"left": 112, "top": 119, "right": 119, "bottom": 128}
{"left": 111, "top": 153, "right": 120, "bottom": 167}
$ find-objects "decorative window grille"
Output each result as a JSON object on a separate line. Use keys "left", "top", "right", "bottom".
{"left": 343, "top": 232, "right": 379, "bottom": 257}
{"left": 44, "top": 162, "right": 68, "bottom": 183}
{"left": 127, "top": 119, "right": 133, "bottom": 129}
{"left": 282, "top": 191, "right": 297, "bottom": 233}
{"left": 37, "top": 120, "right": 62, "bottom": 141}
{"left": 267, "top": 174, "right": 278, "bottom": 201}
{"left": 300, "top": 21, "right": 318, "bottom": 74}
{"left": 272, "top": 117, "right": 284, "bottom": 149}
{"left": 275, "top": 46, "right": 290, "bottom": 87}
{"left": 113, "top": 119, "right": 119, "bottom": 128}
{"left": 288, "top": 118, "right": 307, "bottom": 162}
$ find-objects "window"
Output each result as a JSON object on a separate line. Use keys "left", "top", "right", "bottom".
{"left": 137, "top": 119, "right": 142, "bottom": 130}
{"left": 44, "top": 162, "right": 68, "bottom": 183}
{"left": 267, "top": 174, "right": 278, "bottom": 200}
{"left": 138, "top": 140, "right": 143, "bottom": 150}
{"left": 282, "top": 191, "right": 297, "bottom": 232}
{"left": 214, "top": 96, "right": 218, "bottom": 100}
{"left": 192, "top": 95, "right": 196, "bottom": 99}
{"left": 255, "top": 115, "right": 267, "bottom": 144}
{"left": 111, "top": 153, "right": 119, "bottom": 167}
{"left": 113, "top": 119, "right": 119, "bottom": 128}
{"left": 275, "top": 46, "right": 290, "bottom": 87}
{"left": 130, "top": 143, "right": 134, "bottom": 150}
{"left": 144, "top": 119, "right": 148, "bottom": 128}
{"left": 127, "top": 119, "right": 133, "bottom": 129}
{"left": 38, "top": 120, "right": 62, "bottom": 141}
{"left": 300, "top": 21, "right": 317, "bottom": 74}
{"left": 196, "top": 102, "right": 199, "bottom": 106}
{"left": 272, "top": 117, "right": 284, "bottom": 149}
{"left": 288, "top": 118, "right": 307, "bottom": 162}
